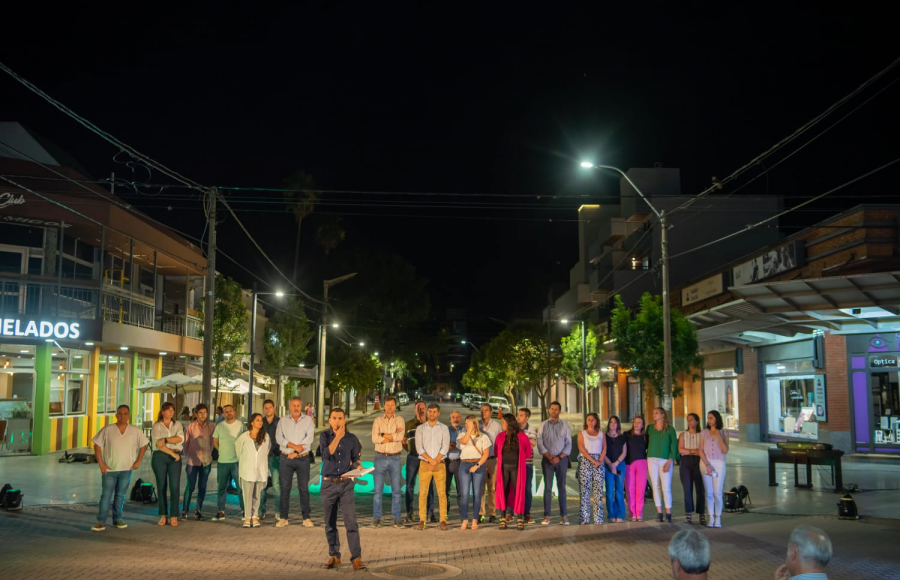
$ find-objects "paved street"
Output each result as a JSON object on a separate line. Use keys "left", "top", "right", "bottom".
{"left": 2, "top": 401, "right": 899, "bottom": 579}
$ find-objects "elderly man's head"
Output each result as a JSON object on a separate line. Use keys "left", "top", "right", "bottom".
{"left": 669, "top": 530, "right": 710, "bottom": 579}
{"left": 785, "top": 525, "right": 832, "bottom": 575}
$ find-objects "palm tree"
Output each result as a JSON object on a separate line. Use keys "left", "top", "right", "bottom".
{"left": 283, "top": 171, "right": 319, "bottom": 283}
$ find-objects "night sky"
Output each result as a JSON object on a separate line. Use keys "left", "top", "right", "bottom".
{"left": 2, "top": 5, "right": 898, "bottom": 338}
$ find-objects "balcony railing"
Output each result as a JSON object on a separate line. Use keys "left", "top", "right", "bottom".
{"left": 0, "top": 276, "right": 200, "bottom": 340}
{"left": 157, "top": 314, "right": 202, "bottom": 340}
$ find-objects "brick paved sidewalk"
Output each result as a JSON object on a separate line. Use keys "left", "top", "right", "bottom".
{"left": 1, "top": 488, "right": 897, "bottom": 580}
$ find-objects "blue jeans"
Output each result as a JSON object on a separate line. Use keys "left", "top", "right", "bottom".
{"left": 97, "top": 470, "right": 132, "bottom": 524}
{"left": 541, "top": 457, "right": 568, "bottom": 516}
{"left": 605, "top": 463, "right": 626, "bottom": 520}
{"left": 458, "top": 461, "right": 486, "bottom": 521}
{"left": 373, "top": 453, "right": 402, "bottom": 521}
{"left": 183, "top": 463, "right": 211, "bottom": 513}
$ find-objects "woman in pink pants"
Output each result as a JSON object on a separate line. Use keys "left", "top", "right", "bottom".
{"left": 624, "top": 416, "right": 649, "bottom": 521}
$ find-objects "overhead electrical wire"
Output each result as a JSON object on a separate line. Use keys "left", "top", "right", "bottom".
{"left": 671, "top": 54, "right": 900, "bottom": 215}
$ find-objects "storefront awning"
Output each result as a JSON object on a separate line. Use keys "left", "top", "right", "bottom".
{"left": 689, "top": 271, "right": 900, "bottom": 349}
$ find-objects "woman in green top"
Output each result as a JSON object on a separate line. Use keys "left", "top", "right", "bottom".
{"left": 647, "top": 407, "right": 677, "bottom": 523}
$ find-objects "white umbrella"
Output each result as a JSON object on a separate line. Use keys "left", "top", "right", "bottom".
{"left": 135, "top": 373, "right": 204, "bottom": 395}
{"left": 221, "top": 378, "right": 272, "bottom": 395}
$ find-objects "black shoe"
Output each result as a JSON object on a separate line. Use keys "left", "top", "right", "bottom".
{"left": 666, "top": 513, "right": 672, "bottom": 523}
{"left": 430, "top": 514, "right": 438, "bottom": 523}
{"left": 488, "top": 516, "right": 497, "bottom": 524}
{"left": 371, "top": 519, "right": 382, "bottom": 528}
{"left": 181, "top": 511, "right": 188, "bottom": 520}
{"left": 657, "top": 513, "right": 664, "bottom": 522}
{"left": 195, "top": 511, "right": 204, "bottom": 521}
{"left": 699, "top": 514, "right": 706, "bottom": 526}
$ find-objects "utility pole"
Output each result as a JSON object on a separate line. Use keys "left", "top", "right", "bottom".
{"left": 660, "top": 210, "right": 673, "bottom": 410}
{"left": 315, "top": 273, "right": 357, "bottom": 428}
{"left": 202, "top": 188, "right": 217, "bottom": 409}
{"left": 581, "top": 317, "right": 588, "bottom": 422}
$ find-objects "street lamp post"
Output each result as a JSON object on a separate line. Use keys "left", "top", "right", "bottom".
{"left": 580, "top": 161, "right": 673, "bottom": 409}
{"left": 461, "top": 340, "right": 481, "bottom": 353}
{"left": 248, "top": 285, "right": 286, "bottom": 419}
{"left": 316, "top": 273, "right": 357, "bottom": 428}
{"left": 561, "top": 318, "right": 588, "bottom": 423}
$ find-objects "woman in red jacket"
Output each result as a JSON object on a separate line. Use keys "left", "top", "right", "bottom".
{"left": 494, "top": 413, "right": 533, "bottom": 530}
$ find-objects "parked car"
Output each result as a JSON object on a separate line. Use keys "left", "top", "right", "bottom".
{"left": 488, "top": 396, "right": 512, "bottom": 414}
{"left": 397, "top": 392, "right": 410, "bottom": 406}
{"left": 461, "top": 393, "right": 472, "bottom": 407}
{"left": 468, "top": 394, "right": 487, "bottom": 410}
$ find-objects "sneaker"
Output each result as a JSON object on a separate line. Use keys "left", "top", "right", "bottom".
{"left": 393, "top": 522, "right": 407, "bottom": 529}
{"left": 371, "top": 519, "right": 382, "bottom": 528}
{"left": 560, "top": 516, "right": 570, "bottom": 526}
{"left": 275, "top": 512, "right": 281, "bottom": 520}
{"left": 115, "top": 520, "right": 128, "bottom": 529}
{"left": 275, "top": 519, "right": 291, "bottom": 528}
{"left": 212, "top": 511, "right": 226, "bottom": 522}
{"left": 91, "top": 522, "right": 105, "bottom": 532}
{"left": 195, "top": 511, "right": 204, "bottom": 521}
{"left": 303, "top": 518, "right": 314, "bottom": 528}
{"left": 541, "top": 517, "right": 551, "bottom": 526}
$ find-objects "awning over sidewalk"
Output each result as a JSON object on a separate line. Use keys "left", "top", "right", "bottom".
{"left": 689, "top": 271, "right": 900, "bottom": 349}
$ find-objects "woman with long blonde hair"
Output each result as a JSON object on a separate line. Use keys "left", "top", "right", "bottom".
{"left": 647, "top": 407, "right": 678, "bottom": 523}
{"left": 457, "top": 414, "right": 491, "bottom": 530}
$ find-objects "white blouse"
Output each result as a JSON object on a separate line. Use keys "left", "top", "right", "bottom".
{"left": 459, "top": 433, "right": 491, "bottom": 460}
{"left": 235, "top": 431, "right": 270, "bottom": 482}
{"left": 152, "top": 420, "right": 185, "bottom": 451}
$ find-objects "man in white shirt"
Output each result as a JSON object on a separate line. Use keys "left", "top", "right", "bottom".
{"left": 478, "top": 403, "right": 502, "bottom": 523}
{"left": 774, "top": 525, "right": 833, "bottom": 580}
{"left": 91, "top": 405, "right": 148, "bottom": 531}
{"left": 275, "top": 396, "right": 316, "bottom": 528}
{"left": 212, "top": 404, "right": 246, "bottom": 521}
{"left": 415, "top": 403, "right": 450, "bottom": 530}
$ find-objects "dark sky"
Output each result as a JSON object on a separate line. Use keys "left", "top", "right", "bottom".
{"left": 2, "top": 5, "right": 898, "bottom": 337}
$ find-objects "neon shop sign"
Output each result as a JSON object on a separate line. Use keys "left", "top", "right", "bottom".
{"left": 0, "top": 318, "right": 81, "bottom": 339}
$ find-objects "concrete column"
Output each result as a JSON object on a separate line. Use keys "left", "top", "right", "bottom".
{"left": 31, "top": 342, "right": 53, "bottom": 455}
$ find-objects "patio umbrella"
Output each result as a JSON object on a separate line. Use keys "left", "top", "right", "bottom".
{"left": 134, "top": 373, "right": 204, "bottom": 395}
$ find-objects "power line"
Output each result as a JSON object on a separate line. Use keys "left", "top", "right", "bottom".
{"left": 668, "top": 157, "right": 900, "bottom": 261}
{"left": 671, "top": 54, "right": 900, "bottom": 215}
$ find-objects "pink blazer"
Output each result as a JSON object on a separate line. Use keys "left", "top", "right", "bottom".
{"left": 494, "top": 431, "right": 532, "bottom": 514}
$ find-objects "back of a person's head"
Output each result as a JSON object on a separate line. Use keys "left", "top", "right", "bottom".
{"left": 789, "top": 525, "right": 833, "bottom": 570}
{"left": 669, "top": 530, "right": 710, "bottom": 575}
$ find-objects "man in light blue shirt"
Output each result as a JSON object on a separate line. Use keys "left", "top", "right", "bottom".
{"left": 415, "top": 403, "right": 450, "bottom": 530}
{"left": 537, "top": 401, "right": 572, "bottom": 525}
{"left": 275, "top": 396, "right": 315, "bottom": 528}
{"left": 774, "top": 525, "right": 833, "bottom": 580}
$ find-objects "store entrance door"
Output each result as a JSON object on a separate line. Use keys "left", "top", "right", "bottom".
{"left": 871, "top": 371, "right": 900, "bottom": 445}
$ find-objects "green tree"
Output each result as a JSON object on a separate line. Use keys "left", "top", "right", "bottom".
{"left": 326, "top": 346, "right": 381, "bottom": 413}
{"left": 482, "top": 322, "right": 545, "bottom": 413}
{"left": 283, "top": 171, "right": 319, "bottom": 283}
{"left": 461, "top": 352, "right": 500, "bottom": 396}
{"left": 559, "top": 322, "right": 603, "bottom": 394}
{"left": 199, "top": 276, "right": 250, "bottom": 401}
{"left": 610, "top": 293, "right": 703, "bottom": 398}
{"left": 262, "top": 297, "right": 314, "bottom": 411}
{"left": 532, "top": 335, "right": 563, "bottom": 420}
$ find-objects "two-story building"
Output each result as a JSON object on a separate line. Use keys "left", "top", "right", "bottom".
{"left": 0, "top": 122, "right": 206, "bottom": 455}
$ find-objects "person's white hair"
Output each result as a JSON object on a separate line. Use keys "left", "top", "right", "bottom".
{"left": 668, "top": 530, "right": 710, "bottom": 575}
{"left": 788, "top": 525, "right": 832, "bottom": 569}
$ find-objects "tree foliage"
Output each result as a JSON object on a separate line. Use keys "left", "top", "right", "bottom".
{"left": 610, "top": 293, "right": 703, "bottom": 398}
{"left": 326, "top": 344, "right": 382, "bottom": 411}
{"left": 283, "top": 171, "right": 319, "bottom": 283}
{"left": 262, "top": 296, "right": 314, "bottom": 410}
{"left": 199, "top": 275, "right": 250, "bottom": 393}
{"left": 559, "top": 322, "right": 603, "bottom": 392}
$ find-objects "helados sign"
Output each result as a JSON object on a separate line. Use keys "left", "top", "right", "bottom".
{"left": 0, "top": 318, "right": 81, "bottom": 340}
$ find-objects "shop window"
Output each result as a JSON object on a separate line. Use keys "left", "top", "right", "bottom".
{"left": 49, "top": 349, "right": 90, "bottom": 416}
{"left": 98, "top": 354, "right": 128, "bottom": 414}
{"left": 704, "top": 369, "right": 739, "bottom": 430}
{"left": 872, "top": 371, "right": 900, "bottom": 444}
{"left": 765, "top": 360, "right": 818, "bottom": 440}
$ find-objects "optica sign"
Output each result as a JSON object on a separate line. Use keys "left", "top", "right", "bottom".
{"left": 0, "top": 318, "right": 81, "bottom": 339}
